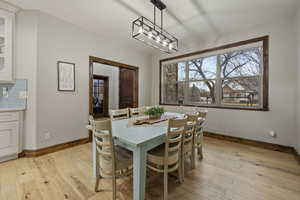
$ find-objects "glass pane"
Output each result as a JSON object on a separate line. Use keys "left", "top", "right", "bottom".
{"left": 0, "top": 57, "right": 4, "bottom": 71}
{"left": 93, "top": 79, "right": 104, "bottom": 114}
{"left": 177, "top": 62, "right": 185, "bottom": 81}
{"left": 222, "top": 77, "right": 260, "bottom": 107}
{"left": 220, "top": 47, "right": 261, "bottom": 78}
{"left": 162, "top": 63, "right": 178, "bottom": 104}
{"left": 177, "top": 81, "right": 184, "bottom": 103}
{"left": 188, "top": 81, "right": 215, "bottom": 105}
{"left": 188, "top": 56, "right": 217, "bottom": 80}
{"left": 0, "top": 18, "right": 5, "bottom": 55}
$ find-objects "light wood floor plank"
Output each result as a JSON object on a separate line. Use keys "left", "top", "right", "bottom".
{"left": 0, "top": 137, "right": 299, "bottom": 200}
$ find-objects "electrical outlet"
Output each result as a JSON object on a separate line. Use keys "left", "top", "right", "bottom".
{"left": 269, "top": 130, "right": 277, "bottom": 138}
{"left": 44, "top": 132, "right": 51, "bottom": 140}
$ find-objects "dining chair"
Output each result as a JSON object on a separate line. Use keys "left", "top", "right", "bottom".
{"left": 194, "top": 111, "right": 207, "bottom": 160}
{"left": 129, "top": 107, "right": 139, "bottom": 117}
{"left": 181, "top": 114, "right": 198, "bottom": 178}
{"left": 198, "top": 110, "right": 208, "bottom": 119}
{"left": 91, "top": 118, "right": 133, "bottom": 200}
{"left": 110, "top": 108, "right": 129, "bottom": 120}
{"left": 129, "top": 107, "right": 146, "bottom": 117}
{"left": 147, "top": 116, "right": 187, "bottom": 200}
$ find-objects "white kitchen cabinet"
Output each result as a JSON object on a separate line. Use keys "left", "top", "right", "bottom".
{"left": 0, "top": 121, "right": 18, "bottom": 158}
{"left": 0, "top": 8, "right": 14, "bottom": 83}
{"left": 0, "top": 111, "right": 23, "bottom": 162}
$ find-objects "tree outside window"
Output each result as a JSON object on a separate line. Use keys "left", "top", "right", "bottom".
{"left": 160, "top": 37, "right": 268, "bottom": 110}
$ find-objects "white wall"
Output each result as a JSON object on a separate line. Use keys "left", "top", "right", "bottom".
{"left": 296, "top": 9, "right": 300, "bottom": 153}
{"left": 15, "top": 10, "right": 152, "bottom": 149}
{"left": 15, "top": 10, "right": 300, "bottom": 150}
{"left": 152, "top": 17, "right": 298, "bottom": 147}
{"left": 15, "top": 11, "right": 38, "bottom": 150}
{"left": 93, "top": 63, "right": 119, "bottom": 109}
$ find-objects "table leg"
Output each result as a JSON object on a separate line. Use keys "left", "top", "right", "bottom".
{"left": 133, "top": 146, "right": 147, "bottom": 200}
{"left": 92, "top": 134, "right": 96, "bottom": 177}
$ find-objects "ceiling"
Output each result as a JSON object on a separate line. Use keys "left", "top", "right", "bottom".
{"left": 5, "top": 0, "right": 300, "bottom": 54}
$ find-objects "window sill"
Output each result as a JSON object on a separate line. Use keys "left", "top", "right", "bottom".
{"left": 160, "top": 103, "right": 269, "bottom": 111}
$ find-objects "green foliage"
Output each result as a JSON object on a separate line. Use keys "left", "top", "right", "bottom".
{"left": 144, "top": 106, "right": 165, "bottom": 116}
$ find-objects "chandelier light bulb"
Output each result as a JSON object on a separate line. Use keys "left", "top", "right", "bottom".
{"left": 148, "top": 32, "right": 153, "bottom": 39}
{"left": 169, "top": 43, "right": 173, "bottom": 50}
{"left": 138, "top": 27, "right": 143, "bottom": 34}
{"left": 156, "top": 36, "right": 161, "bottom": 43}
{"left": 163, "top": 40, "right": 167, "bottom": 47}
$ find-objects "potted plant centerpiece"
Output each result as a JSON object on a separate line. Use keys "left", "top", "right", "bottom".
{"left": 145, "top": 106, "right": 165, "bottom": 120}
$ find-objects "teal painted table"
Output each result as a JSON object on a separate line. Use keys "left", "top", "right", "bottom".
{"left": 92, "top": 112, "right": 182, "bottom": 200}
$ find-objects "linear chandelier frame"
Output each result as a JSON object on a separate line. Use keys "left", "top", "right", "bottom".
{"left": 131, "top": 0, "right": 179, "bottom": 54}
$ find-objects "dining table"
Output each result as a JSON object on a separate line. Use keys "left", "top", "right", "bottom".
{"left": 89, "top": 112, "right": 182, "bottom": 200}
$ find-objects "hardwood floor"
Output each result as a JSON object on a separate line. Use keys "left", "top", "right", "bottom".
{"left": 0, "top": 137, "right": 300, "bottom": 200}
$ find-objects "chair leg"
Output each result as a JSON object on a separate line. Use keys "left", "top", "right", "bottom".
{"left": 190, "top": 155, "right": 194, "bottom": 170}
{"left": 191, "top": 147, "right": 196, "bottom": 169}
{"left": 178, "top": 156, "right": 183, "bottom": 184}
{"left": 191, "top": 138, "right": 196, "bottom": 169}
{"left": 112, "top": 177, "right": 117, "bottom": 200}
{"left": 95, "top": 176, "right": 100, "bottom": 192}
{"left": 95, "top": 152, "right": 100, "bottom": 192}
{"left": 163, "top": 171, "right": 168, "bottom": 200}
{"left": 182, "top": 154, "right": 185, "bottom": 182}
{"left": 198, "top": 146, "right": 203, "bottom": 160}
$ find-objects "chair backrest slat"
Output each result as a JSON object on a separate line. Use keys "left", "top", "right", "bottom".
{"left": 110, "top": 108, "right": 129, "bottom": 120}
{"left": 129, "top": 107, "right": 146, "bottom": 117}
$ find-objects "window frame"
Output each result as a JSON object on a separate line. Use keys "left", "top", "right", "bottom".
{"left": 159, "top": 36, "right": 269, "bottom": 111}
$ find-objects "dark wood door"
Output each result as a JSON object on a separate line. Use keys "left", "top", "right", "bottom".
{"left": 119, "top": 68, "right": 138, "bottom": 109}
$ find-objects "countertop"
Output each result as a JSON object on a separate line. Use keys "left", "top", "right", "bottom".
{"left": 0, "top": 107, "right": 26, "bottom": 112}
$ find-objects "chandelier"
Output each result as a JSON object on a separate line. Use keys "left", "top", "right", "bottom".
{"left": 132, "top": 0, "right": 179, "bottom": 54}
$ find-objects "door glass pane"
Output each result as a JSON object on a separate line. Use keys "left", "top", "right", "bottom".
{"left": 188, "top": 81, "right": 216, "bottom": 105}
{"left": 93, "top": 79, "right": 104, "bottom": 115}
{"left": 222, "top": 77, "right": 260, "bottom": 107}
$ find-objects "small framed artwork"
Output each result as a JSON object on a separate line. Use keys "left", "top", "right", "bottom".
{"left": 57, "top": 61, "right": 75, "bottom": 92}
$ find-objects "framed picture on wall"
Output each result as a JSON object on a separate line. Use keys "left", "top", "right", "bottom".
{"left": 57, "top": 61, "right": 75, "bottom": 91}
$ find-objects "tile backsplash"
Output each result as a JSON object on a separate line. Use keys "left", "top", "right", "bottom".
{"left": 0, "top": 79, "right": 27, "bottom": 109}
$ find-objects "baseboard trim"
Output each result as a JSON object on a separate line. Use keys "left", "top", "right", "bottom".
{"left": 293, "top": 149, "right": 300, "bottom": 164}
{"left": 19, "top": 138, "right": 89, "bottom": 158}
{"left": 204, "top": 131, "right": 295, "bottom": 154}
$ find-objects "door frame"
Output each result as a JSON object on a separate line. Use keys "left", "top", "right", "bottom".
{"left": 92, "top": 75, "right": 109, "bottom": 118}
{"left": 89, "top": 56, "right": 139, "bottom": 117}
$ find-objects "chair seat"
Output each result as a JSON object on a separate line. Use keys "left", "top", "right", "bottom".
{"left": 147, "top": 144, "right": 179, "bottom": 166}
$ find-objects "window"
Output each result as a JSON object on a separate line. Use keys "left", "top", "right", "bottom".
{"left": 160, "top": 36, "right": 269, "bottom": 110}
